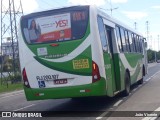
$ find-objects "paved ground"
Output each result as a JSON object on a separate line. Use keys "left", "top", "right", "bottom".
{"left": 0, "top": 63, "right": 160, "bottom": 120}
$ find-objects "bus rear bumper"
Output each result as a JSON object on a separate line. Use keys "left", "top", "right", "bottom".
{"left": 24, "top": 78, "right": 106, "bottom": 101}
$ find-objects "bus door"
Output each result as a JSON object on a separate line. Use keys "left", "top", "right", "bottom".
{"left": 104, "top": 26, "right": 117, "bottom": 95}
{"left": 97, "top": 16, "right": 115, "bottom": 96}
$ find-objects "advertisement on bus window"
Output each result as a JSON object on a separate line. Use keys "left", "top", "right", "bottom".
{"left": 24, "top": 13, "right": 71, "bottom": 43}
{"left": 22, "top": 7, "right": 89, "bottom": 44}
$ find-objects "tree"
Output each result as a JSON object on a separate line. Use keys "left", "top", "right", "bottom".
{"left": 147, "top": 49, "right": 154, "bottom": 62}
{"left": 147, "top": 49, "right": 160, "bottom": 62}
{"left": 157, "top": 51, "right": 160, "bottom": 60}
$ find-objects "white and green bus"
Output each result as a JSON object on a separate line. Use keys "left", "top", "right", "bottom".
{"left": 19, "top": 5, "right": 147, "bottom": 101}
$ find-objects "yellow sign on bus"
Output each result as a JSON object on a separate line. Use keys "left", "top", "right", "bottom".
{"left": 73, "top": 59, "right": 89, "bottom": 69}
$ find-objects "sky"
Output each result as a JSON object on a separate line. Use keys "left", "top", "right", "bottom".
{"left": 2, "top": 0, "right": 160, "bottom": 51}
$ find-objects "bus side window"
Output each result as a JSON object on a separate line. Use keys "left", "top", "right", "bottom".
{"left": 115, "top": 26, "right": 123, "bottom": 52}
{"left": 132, "top": 33, "right": 137, "bottom": 52}
{"left": 97, "top": 16, "right": 108, "bottom": 52}
{"left": 120, "top": 27, "right": 127, "bottom": 52}
{"left": 105, "top": 25, "right": 113, "bottom": 53}
{"left": 128, "top": 31, "right": 134, "bottom": 52}
{"left": 139, "top": 37, "right": 143, "bottom": 53}
{"left": 136, "top": 35, "right": 140, "bottom": 53}
{"left": 135, "top": 34, "right": 140, "bottom": 53}
{"left": 125, "top": 30, "right": 131, "bottom": 52}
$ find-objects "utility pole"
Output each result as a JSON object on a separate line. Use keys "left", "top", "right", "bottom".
{"left": 150, "top": 35, "right": 152, "bottom": 50}
{"left": 154, "top": 38, "right": 157, "bottom": 62}
{"left": 1, "top": 0, "right": 23, "bottom": 85}
{"left": 158, "top": 35, "right": 160, "bottom": 51}
{"left": 158, "top": 35, "right": 160, "bottom": 61}
{"left": 146, "top": 21, "right": 149, "bottom": 49}
{"left": 106, "top": 0, "right": 118, "bottom": 16}
{"left": 134, "top": 22, "right": 137, "bottom": 30}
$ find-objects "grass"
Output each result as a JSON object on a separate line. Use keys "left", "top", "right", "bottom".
{"left": 0, "top": 72, "right": 23, "bottom": 94}
{"left": 0, "top": 82, "right": 23, "bottom": 94}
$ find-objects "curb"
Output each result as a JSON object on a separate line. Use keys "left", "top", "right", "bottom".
{"left": 0, "top": 90, "right": 24, "bottom": 98}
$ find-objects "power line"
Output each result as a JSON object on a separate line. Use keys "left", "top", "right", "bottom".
{"left": 1, "top": 0, "right": 23, "bottom": 84}
{"left": 105, "top": 0, "right": 118, "bottom": 16}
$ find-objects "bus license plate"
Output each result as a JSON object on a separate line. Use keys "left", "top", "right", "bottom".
{"left": 54, "top": 79, "right": 67, "bottom": 84}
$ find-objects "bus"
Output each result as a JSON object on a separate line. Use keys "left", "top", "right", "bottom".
{"left": 19, "top": 5, "right": 147, "bottom": 101}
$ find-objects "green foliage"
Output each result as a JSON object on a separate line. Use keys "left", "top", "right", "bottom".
{"left": 157, "top": 51, "right": 160, "bottom": 60}
{"left": 0, "top": 56, "right": 22, "bottom": 93}
{"left": 0, "top": 72, "right": 22, "bottom": 85}
{"left": 0, "top": 73, "right": 22, "bottom": 93}
{"left": 0, "top": 83, "right": 23, "bottom": 94}
{"left": 147, "top": 49, "right": 160, "bottom": 62}
{"left": 147, "top": 49, "right": 155, "bottom": 62}
{"left": 1, "top": 56, "right": 20, "bottom": 72}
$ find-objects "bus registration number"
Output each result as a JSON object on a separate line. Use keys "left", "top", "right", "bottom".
{"left": 54, "top": 79, "right": 67, "bottom": 84}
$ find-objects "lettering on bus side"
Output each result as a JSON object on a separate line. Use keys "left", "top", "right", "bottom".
{"left": 36, "top": 74, "right": 59, "bottom": 81}
{"left": 44, "top": 53, "right": 68, "bottom": 59}
{"left": 105, "top": 64, "right": 111, "bottom": 69}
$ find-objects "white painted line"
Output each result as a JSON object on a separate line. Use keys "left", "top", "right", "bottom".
{"left": 155, "top": 107, "right": 160, "bottom": 111}
{"left": 3, "top": 90, "right": 23, "bottom": 94}
{"left": 150, "top": 117, "right": 157, "bottom": 120}
{"left": 96, "top": 71, "right": 160, "bottom": 120}
{"left": 144, "top": 71, "right": 160, "bottom": 83}
{"left": 113, "top": 100, "right": 123, "bottom": 107}
{"left": 0, "top": 90, "right": 24, "bottom": 99}
{"left": 96, "top": 107, "right": 115, "bottom": 119}
{"left": 96, "top": 111, "right": 108, "bottom": 120}
{"left": 133, "top": 88, "right": 138, "bottom": 92}
{"left": 96, "top": 117, "right": 102, "bottom": 120}
{"left": 145, "top": 78, "right": 151, "bottom": 82}
{"left": 142, "top": 106, "right": 160, "bottom": 120}
{"left": 0, "top": 93, "right": 24, "bottom": 99}
{"left": 0, "top": 90, "right": 23, "bottom": 96}
{"left": 152, "top": 71, "right": 160, "bottom": 78}
{"left": 13, "top": 104, "right": 35, "bottom": 111}
{"left": 138, "top": 85, "right": 141, "bottom": 88}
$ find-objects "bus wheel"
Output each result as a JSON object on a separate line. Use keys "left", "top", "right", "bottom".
{"left": 123, "top": 73, "right": 130, "bottom": 96}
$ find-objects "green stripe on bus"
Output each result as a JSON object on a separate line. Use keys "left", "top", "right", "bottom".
{"left": 24, "top": 78, "right": 107, "bottom": 100}
{"left": 34, "top": 46, "right": 92, "bottom": 76}
{"left": 125, "top": 53, "right": 143, "bottom": 68}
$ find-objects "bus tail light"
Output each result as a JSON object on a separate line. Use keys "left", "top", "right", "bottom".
{"left": 22, "top": 68, "right": 30, "bottom": 88}
{"left": 92, "top": 61, "right": 101, "bottom": 83}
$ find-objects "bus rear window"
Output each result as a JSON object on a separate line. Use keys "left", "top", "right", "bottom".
{"left": 21, "top": 6, "right": 89, "bottom": 44}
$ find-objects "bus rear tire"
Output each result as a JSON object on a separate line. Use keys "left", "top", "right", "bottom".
{"left": 123, "top": 73, "right": 131, "bottom": 96}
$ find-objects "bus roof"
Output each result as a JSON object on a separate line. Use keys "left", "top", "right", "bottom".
{"left": 96, "top": 6, "right": 144, "bottom": 37}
